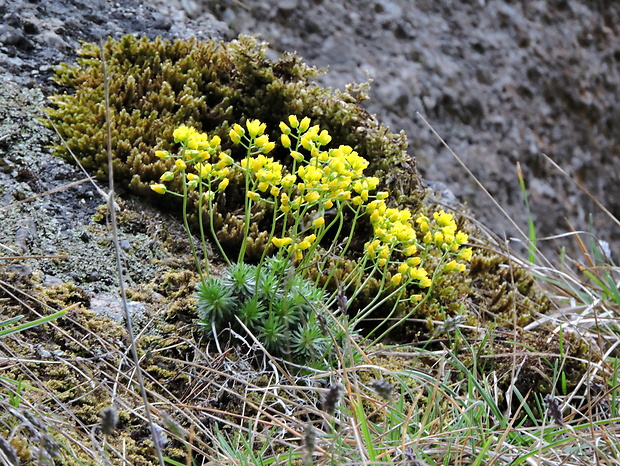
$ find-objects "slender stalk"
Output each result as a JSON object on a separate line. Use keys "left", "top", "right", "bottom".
{"left": 197, "top": 177, "right": 210, "bottom": 279}
{"left": 100, "top": 38, "right": 164, "bottom": 466}
{"left": 182, "top": 174, "right": 204, "bottom": 284}
{"left": 208, "top": 183, "right": 231, "bottom": 266}
{"left": 237, "top": 143, "right": 254, "bottom": 264}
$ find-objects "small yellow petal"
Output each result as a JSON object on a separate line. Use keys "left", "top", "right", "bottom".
{"left": 151, "top": 183, "right": 167, "bottom": 194}
{"left": 288, "top": 115, "right": 299, "bottom": 128}
{"left": 390, "top": 273, "right": 403, "bottom": 286}
{"left": 247, "top": 191, "right": 260, "bottom": 201}
{"left": 218, "top": 178, "right": 229, "bottom": 191}
{"left": 311, "top": 217, "right": 325, "bottom": 229}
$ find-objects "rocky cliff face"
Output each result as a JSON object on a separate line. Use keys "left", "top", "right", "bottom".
{"left": 2, "top": 0, "right": 618, "bottom": 261}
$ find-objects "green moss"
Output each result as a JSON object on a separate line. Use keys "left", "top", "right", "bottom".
{"left": 46, "top": 34, "right": 420, "bottom": 254}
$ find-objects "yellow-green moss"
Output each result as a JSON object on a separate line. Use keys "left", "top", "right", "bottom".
{"left": 46, "top": 34, "right": 421, "bottom": 254}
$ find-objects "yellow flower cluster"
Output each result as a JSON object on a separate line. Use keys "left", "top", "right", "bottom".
{"left": 416, "top": 211, "right": 472, "bottom": 263}
{"left": 230, "top": 115, "right": 383, "bottom": 263}
{"left": 150, "top": 125, "right": 232, "bottom": 196}
{"left": 153, "top": 118, "right": 473, "bottom": 295}
{"left": 240, "top": 154, "right": 283, "bottom": 197}
{"left": 229, "top": 119, "right": 276, "bottom": 153}
{"left": 365, "top": 200, "right": 432, "bottom": 288}
{"left": 365, "top": 203, "right": 472, "bottom": 288}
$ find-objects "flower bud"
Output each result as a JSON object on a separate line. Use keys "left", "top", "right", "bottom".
{"left": 151, "top": 183, "right": 167, "bottom": 194}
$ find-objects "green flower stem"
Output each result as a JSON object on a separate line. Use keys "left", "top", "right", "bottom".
{"left": 367, "top": 284, "right": 433, "bottom": 346}
{"left": 207, "top": 186, "right": 231, "bottom": 267}
{"left": 237, "top": 141, "right": 254, "bottom": 264}
{"left": 358, "top": 284, "right": 409, "bottom": 343}
{"left": 325, "top": 257, "right": 376, "bottom": 311}
{"left": 347, "top": 261, "right": 392, "bottom": 324}
{"left": 181, "top": 170, "right": 204, "bottom": 284}
{"left": 255, "top": 195, "right": 281, "bottom": 282}
{"left": 197, "top": 177, "right": 210, "bottom": 278}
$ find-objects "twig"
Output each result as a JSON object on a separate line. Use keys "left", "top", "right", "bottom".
{"left": 0, "top": 178, "right": 90, "bottom": 212}
{"left": 100, "top": 37, "right": 165, "bottom": 466}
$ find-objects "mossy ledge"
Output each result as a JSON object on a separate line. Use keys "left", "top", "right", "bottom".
{"left": 46, "top": 34, "right": 420, "bottom": 208}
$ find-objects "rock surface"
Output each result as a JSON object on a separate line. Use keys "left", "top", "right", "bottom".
{"left": 1, "top": 0, "right": 618, "bottom": 261}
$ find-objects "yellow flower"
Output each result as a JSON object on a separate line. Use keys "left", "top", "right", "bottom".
{"left": 229, "top": 129, "right": 241, "bottom": 144}
{"left": 378, "top": 245, "right": 390, "bottom": 259}
{"left": 364, "top": 239, "right": 381, "bottom": 257}
{"left": 219, "top": 152, "right": 234, "bottom": 165}
{"left": 300, "top": 135, "right": 313, "bottom": 151}
{"left": 377, "top": 258, "right": 388, "bottom": 267}
{"left": 390, "top": 273, "right": 403, "bottom": 286}
{"left": 398, "top": 262, "right": 409, "bottom": 274}
{"left": 257, "top": 181, "right": 269, "bottom": 192}
{"left": 281, "top": 174, "right": 296, "bottom": 189}
{"left": 305, "top": 191, "right": 320, "bottom": 203}
{"left": 279, "top": 121, "right": 291, "bottom": 134}
{"left": 288, "top": 115, "right": 299, "bottom": 128}
{"left": 281, "top": 133, "right": 292, "bottom": 148}
{"left": 272, "top": 237, "right": 293, "bottom": 248}
{"left": 403, "top": 244, "right": 417, "bottom": 256}
{"left": 262, "top": 141, "right": 276, "bottom": 153}
{"left": 216, "top": 167, "right": 230, "bottom": 177}
{"left": 416, "top": 215, "right": 430, "bottom": 233}
{"left": 255, "top": 135, "right": 270, "bottom": 148}
{"left": 246, "top": 119, "right": 265, "bottom": 138}
{"left": 198, "top": 163, "right": 212, "bottom": 177}
{"left": 408, "top": 267, "right": 428, "bottom": 281}
{"left": 456, "top": 231, "right": 469, "bottom": 245}
{"left": 299, "top": 116, "right": 311, "bottom": 132}
{"left": 434, "top": 210, "right": 454, "bottom": 227}
{"left": 311, "top": 217, "right": 325, "bottom": 229}
{"left": 186, "top": 173, "right": 199, "bottom": 182}
{"left": 323, "top": 200, "right": 334, "bottom": 209}
{"left": 175, "top": 159, "right": 187, "bottom": 171}
{"left": 160, "top": 171, "right": 174, "bottom": 181}
{"left": 317, "top": 129, "right": 332, "bottom": 145}
{"left": 433, "top": 232, "right": 444, "bottom": 246}
{"left": 247, "top": 191, "right": 260, "bottom": 201}
{"left": 443, "top": 233, "right": 455, "bottom": 245}
{"left": 444, "top": 260, "right": 458, "bottom": 272}
{"left": 406, "top": 257, "right": 421, "bottom": 267}
{"left": 218, "top": 178, "right": 229, "bottom": 191}
{"left": 291, "top": 151, "right": 304, "bottom": 162}
{"left": 173, "top": 125, "right": 195, "bottom": 144}
{"left": 458, "top": 247, "right": 473, "bottom": 261}
{"left": 420, "top": 278, "right": 433, "bottom": 288}
{"left": 155, "top": 150, "right": 169, "bottom": 159}
{"left": 150, "top": 183, "right": 167, "bottom": 194}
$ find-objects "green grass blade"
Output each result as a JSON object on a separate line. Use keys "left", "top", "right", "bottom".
{"left": 0, "top": 308, "right": 67, "bottom": 338}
